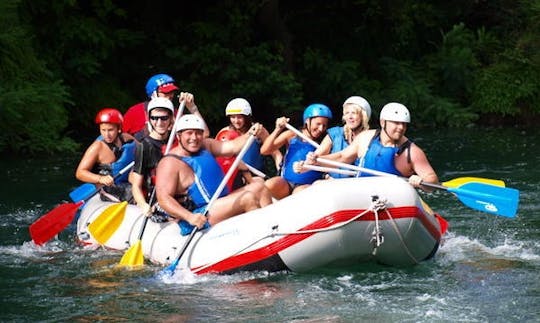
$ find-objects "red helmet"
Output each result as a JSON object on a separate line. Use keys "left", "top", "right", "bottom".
{"left": 215, "top": 129, "right": 240, "bottom": 142}
{"left": 95, "top": 108, "right": 124, "bottom": 126}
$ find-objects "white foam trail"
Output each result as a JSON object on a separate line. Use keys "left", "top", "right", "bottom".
{"left": 438, "top": 232, "right": 540, "bottom": 263}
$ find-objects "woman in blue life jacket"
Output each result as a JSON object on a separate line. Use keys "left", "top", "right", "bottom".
{"left": 261, "top": 103, "right": 332, "bottom": 200}
{"left": 217, "top": 98, "right": 283, "bottom": 181}
{"left": 302, "top": 102, "right": 439, "bottom": 191}
{"left": 154, "top": 114, "right": 273, "bottom": 235}
{"left": 75, "top": 108, "right": 137, "bottom": 201}
{"left": 314, "top": 96, "right": 371, "bottom": 179}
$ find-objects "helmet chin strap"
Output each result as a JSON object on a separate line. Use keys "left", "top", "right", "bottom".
{"left": 382, "top": 121, "right": 399, "bottom": 146}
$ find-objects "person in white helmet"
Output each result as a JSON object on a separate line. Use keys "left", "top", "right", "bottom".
{"left": 155, "top": 115, "right": 273, "bottom": 234}
{"left": 218, "top": 98, "right": 283, "bottom": 179}
{"left": 303, "top": 102, "right": 439, "bottom": 191}
{"left": 129, "top": 98, "right": 175, "bottom": 214}
{"left": 312, "top": 96, "right": 372, "bottom": 179}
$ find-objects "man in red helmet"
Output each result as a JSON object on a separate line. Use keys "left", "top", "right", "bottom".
{"left": 75, "top": 108, "right": 137, "bottom": 201}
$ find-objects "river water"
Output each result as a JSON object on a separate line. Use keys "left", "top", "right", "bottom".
{"left": 0, "top": 127, "right": 538, "bottom": 322}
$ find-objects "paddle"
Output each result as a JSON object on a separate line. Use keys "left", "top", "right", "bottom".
{"left": 314, "top": 158, "right": 520, "bottom": 218}
{"left": 117, "top": 101, "right": 186, "bottom": 267}
{"left": 299, "top": 164, "right": 503, "bottom": 190}
{"left": 244, "top": 162, "right": 268, "bottom": 179}
{"left": 162, "top": 133, "right": 257, "bottom": 276}
{"left": 69, "top": 183, "right": 97, "bottom": 202}
{"left": 284, "top": 122, "right": 519, "bottom": 218}
{"left": 443, "top": 177, "right": 505, "bottom": 188}
{"left": 29, "top": 161, "right": 134, "bottom": 246}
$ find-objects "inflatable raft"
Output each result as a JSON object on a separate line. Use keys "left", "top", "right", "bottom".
{"left": 77, "top": 176, "right": 445, "bottom": 274}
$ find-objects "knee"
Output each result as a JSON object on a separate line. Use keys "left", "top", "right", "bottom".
{"left": 238, "top": 191, "right": 260, "bottom": 211}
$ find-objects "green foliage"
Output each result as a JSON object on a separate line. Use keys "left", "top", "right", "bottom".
{"left": 2, "top": 0, "right": 540, "bottom": 155}
{"left": 379, "top": 58, "right": 477, "bottom": 127}
{"left": 427, "top": 23, "right": 478, "bottom": 104}
{"left": 164, "top": 3, "right": 303, "bottom": 128}
{"left": 300, "top": 48, "right": 382, "bottom": 110}
{"left": 470, "top": 0, "right": 540, "bottom": 116}
{"left": 471, "top": 49, "right": 540, "bottom": 115}
{"left": 0, "top": 0, "right": 77, "bottom": 154}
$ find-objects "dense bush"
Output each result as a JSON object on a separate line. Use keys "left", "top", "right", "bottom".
{"left": 1, "top": 0, "right": 539, "bottom": 154}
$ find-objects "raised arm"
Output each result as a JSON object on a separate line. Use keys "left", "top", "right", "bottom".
{"left": 260, "top": 117, "right": 293, "bottom": 155}
{"left": 207, "top": 123, "right": 263, "bottom": 156}
{"left": 180, "top": 92, "right": 210, "bottom": 138}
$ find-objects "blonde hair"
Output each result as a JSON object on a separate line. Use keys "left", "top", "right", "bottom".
{"left": 342, "top": 105, "right": 370, "bottom": 143}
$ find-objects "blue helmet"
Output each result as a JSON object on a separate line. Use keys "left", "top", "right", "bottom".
{"left": 145, "top": 74, "right": 178, "bottom": 98}
{"left": 303, "top": 103, "right": 333, "bottom": 123}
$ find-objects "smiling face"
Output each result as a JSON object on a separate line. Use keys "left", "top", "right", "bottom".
{"left": 229, "top": 114, "right": 249, "bottom": 132}
{"left": 99, "top": 123, "right": 120, "bottom": 143}
{"left": 177, "top": 129, "right": 204, "bottom": 154}
{"left": 149, "top": 108, "right": 173, "bottom": 137}
{"left": 306, "top": 116, "right": 329, "bottom": 140}
{"left": 342, "top": 104, "right": 362, "bottom": 129}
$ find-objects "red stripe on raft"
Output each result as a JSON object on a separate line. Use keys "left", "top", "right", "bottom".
{"left": 193, "top": 206, "right": 441, "bottom": 274}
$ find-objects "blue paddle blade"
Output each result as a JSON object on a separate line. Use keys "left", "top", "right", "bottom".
{"left": 163, "top": 259, "right": 180, "bottom": 276}
{"left": 69, "top": 183, "right": 97, "bottom": 202}
{"left": 448, "top": 182, "right": 520, "bottom": 218}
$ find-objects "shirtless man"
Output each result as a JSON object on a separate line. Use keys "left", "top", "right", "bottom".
{"left": 155, "top": 114, "right": 273, "bottom": 235}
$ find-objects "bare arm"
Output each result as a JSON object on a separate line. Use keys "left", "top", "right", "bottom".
{"left": 314, "top": 134, "right": 333, "bottom": 155}
{"left": 129, "top": 171, "right": 148, "bottom": 210}
{"left": 207, "top": 123, "right": 263, "bottom": 156}
{"left": 260, "top": 117, "right": 292, "bottom": 154}
{"left": 75, "top": 142, "right": 113, "bottom": 185}
{"left": 407, "top": 144, "right": 439, "bottom": 191}
{"left": 180, "top": 92, "right": 210, "bottom": 138}
{"left": 155, "top": 156, "right": 207, "bottom": 228}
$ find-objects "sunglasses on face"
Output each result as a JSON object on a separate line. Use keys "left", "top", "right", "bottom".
{"left": 149, "top": 115, "right": 171, "bottom": 121}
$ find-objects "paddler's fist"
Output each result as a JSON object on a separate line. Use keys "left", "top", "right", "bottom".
{"left": 138, "top": 202, "right": 151, "bottom": 215}
{"left": 248, "top": 123, "right": 263, "bottom": 138}
{"left": 179, "top": 92, "right": 197, "bottom": 110}
{"left": 408, "top": 175, "right": 422, "bottom": 188}
{"left": 188, "top": 212, "right": 208, "bottom": 229}
{"left": 293, "top": 161, "right": 306, "bottom": 174}
{"left": 305, "top": 151, "right": 317, "bottom": 165}
{"left": 98, "top": 174, "right": 114, "bottom": 186}
{"left": 275, "top": 117, "right": 289, "bottom": 130}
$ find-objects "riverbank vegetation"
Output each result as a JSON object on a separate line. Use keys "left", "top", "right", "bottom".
{"left": 1, "top": 0, "right": 539, "bottom": 154}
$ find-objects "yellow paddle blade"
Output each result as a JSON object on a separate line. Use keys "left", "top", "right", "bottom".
{"left": 443, "top": 177, "right": 505, "bottom": 188}
{"left": 88, "top": 201, "right": 128, "bottom": 245}
{"left": 118, "top": 240, "right": 144, "bottom": 267}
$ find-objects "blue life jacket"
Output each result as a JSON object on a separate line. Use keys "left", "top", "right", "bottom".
{"left": 282, "top": 136, "right": 323, "bottom": 185}
{"left": 94, "top": 135, "right": 136, "bottom": 183}
{"left": 327, "top": 126, "right": 359, "bottom": 179}
{"left": 173, "top": 149, "right": 229, "bottom": 235}
{"left": 357, "top": 130, "right": 411, "bottom": 177}
{"left": 242, "top": 138, "right": 265, "bottom": 171}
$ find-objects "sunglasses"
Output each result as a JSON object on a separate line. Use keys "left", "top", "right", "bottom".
{"left": 149, "top": 115, "right": 171, "bottom": 121}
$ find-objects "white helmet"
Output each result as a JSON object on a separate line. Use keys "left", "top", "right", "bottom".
{"left": 147, "top": 97, "right": 174, "bottom": 114}
{"left": 380, "top": 102, "right": 410, "bottom": 123}
{"left": 176, "top": 114, "right": 205, "bottom": 132}
{"left": 225, "top": 98, "right": 252, "bottom": 116}
{"left": 343, "top": 96, "right": 371, "bottom": 119}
